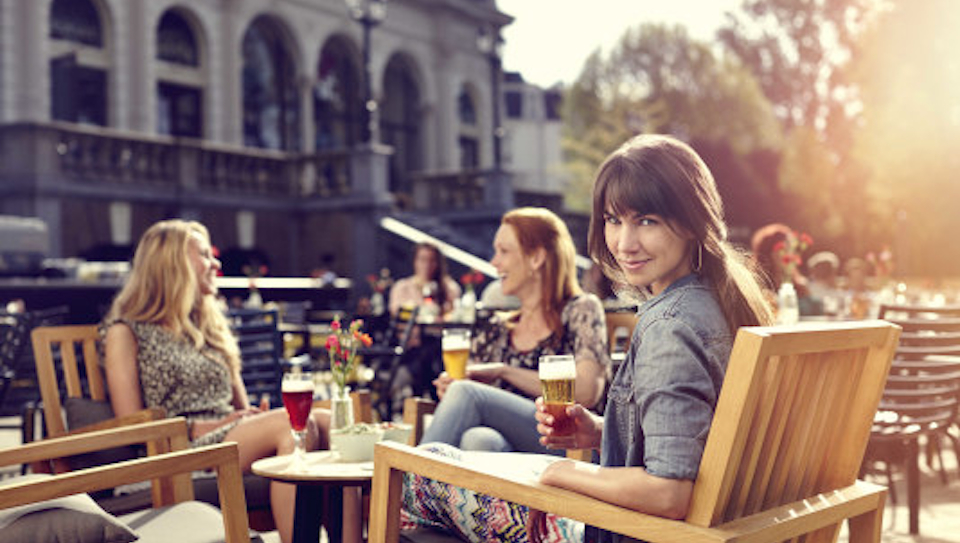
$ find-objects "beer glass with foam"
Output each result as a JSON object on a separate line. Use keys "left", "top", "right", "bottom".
{"left": 441, "top": 328, "right": 471, "bottom": 379}
{"left": 539, "top": 354, "right": 576, "bottom": 436}
{"left": 282, "top": 369, "right": 314, "bottom": 471}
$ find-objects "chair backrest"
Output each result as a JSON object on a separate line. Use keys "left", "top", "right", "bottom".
{"left": 31, "top": 324, "right": 104, "bottom": 439}
{"left": 604, "top": 310, "right": 638, "bottom": 354}
{"left": 686, "top": 320, "right": 900, "bottom": 528}
{"left": 228, "top": 308, "right": 283, "bottom": 407}
{"left": 877, "top": 356, "right": 960, "bottom": 440}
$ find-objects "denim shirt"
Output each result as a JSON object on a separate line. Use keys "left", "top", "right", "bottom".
{"left": 601, "top": 274, "right": 733, "bottom": 480}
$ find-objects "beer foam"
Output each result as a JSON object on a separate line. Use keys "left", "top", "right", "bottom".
{"left": 539, "top": 358, "right": 576, "bottom": 379}
{"left": 442, "top": 337, "right": 470, "bottom": 350}
{"left": 282, "top": 379, "right": 315, "bottom": 393}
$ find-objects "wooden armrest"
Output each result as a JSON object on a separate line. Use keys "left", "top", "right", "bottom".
{"left": 369, "top": 441, "right": 887, "bottom": 543}
{"left": 0, "top": 442, "right": 250, "bottom": 543}
{"left": 402, "top": 397, "right": 436, "bottom": 445}
{"left": 3, "top": 418, "right": 191, "bottom": 508}
{"left": 66, "top": 407, "right": 167, "bottom": 436}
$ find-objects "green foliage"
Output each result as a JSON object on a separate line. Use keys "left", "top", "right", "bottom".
{"left": 562, "top": 23, "right": 782, "bottom": 215}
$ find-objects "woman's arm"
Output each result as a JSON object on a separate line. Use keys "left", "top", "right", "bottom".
{"left": 539, "top": 461, "right": 694, "bottom": 519}
{"left": 103, "top": 323, "right": 146, "bottom": 417}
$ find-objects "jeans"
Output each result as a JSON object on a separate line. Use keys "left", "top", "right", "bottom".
{"left": 419, "top": 380, "right": 562, "bottom": 455}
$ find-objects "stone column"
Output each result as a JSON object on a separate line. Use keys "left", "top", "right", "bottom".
{"left": 349, "top": 142, "right": 393, "bottom": 281}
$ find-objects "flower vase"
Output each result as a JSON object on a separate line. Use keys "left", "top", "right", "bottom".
{"left": 371, "top": 291, "right": 385, "bottom": 316}
{"left": 777, "top": 282, "right": 800, "bottom": 325}
{"left": 329, "top": 386, "right": 354, "bottom": 431}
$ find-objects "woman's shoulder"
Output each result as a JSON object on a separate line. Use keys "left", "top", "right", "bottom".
{"left": 642, "top": 281, "right": 729, "bottom": 340}
{"left": 562, "top": 293, "right": 605, "bottom": 318}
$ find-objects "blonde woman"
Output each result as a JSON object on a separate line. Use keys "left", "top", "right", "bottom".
{"left": 102, "top": 219, "right": 330, "bottom": 543}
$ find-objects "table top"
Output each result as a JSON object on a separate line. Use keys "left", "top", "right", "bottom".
{"left": 252, "top": 451, "right": 374, "bottom": 484}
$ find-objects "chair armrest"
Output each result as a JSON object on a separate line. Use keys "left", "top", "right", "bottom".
{"left": 0, "top": 442, "right": 251, "bottom": 543}
{"left": 1, "top": 418, "right": 191, "bottom": 508}
{"left": 402, "top": 397, "right": 436, "bottom": 445}
{"left": 66, "top": 407, "right": 167, "bottom": 436}
{"left": 369, "top": 441, "right": 888, "bottom": 543}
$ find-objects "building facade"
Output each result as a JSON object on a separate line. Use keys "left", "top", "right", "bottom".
{"left": 0, "top": 0, "right": 577, "bottom": 282}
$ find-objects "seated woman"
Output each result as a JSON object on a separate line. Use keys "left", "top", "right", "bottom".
{"left": 403, "top": 135, "right": 773, "bottom": 542}
{"left": 101, "top": 219, "right": 331, "bottom": 543}
{"left": 421, "top": 207, "right": 610, "bottom": 454}
{"left": 387, "top": 242, "right": 462, "bottom": 408}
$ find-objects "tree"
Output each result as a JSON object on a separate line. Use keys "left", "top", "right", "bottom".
{"left": 562, "top": 23, "right": 783, "bottom": 236}
{"left": 849, "top": 0, "right": 960, "bottom": 277}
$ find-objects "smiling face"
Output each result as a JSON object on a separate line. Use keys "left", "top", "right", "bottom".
{"left": 187, "top": 232, "right": 220, "bottom": 297}
{"left": 604, "top": 209, "right": 693, "bottom": 296}
{"left": 490, "top": 224, "right": 538, "bottom": 298}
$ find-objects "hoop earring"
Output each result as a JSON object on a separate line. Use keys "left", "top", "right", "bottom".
{"left": 693, "top": 242, "right": 703, "bottom": 273}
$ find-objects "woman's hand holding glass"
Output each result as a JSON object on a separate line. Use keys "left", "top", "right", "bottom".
{"left": 534, "top": 396, "right": 603, "bottom": 451}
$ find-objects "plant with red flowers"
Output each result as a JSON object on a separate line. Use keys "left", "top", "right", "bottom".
{"left": 366, "top": 268, "right": 393, "bottom": 294}
{"left": 324, "top": 317, "right": 373, "bottom": 395}
{"left": 866, "top": 247, "right": 894, "bottom": 281}
{"left": 772, "top": 230, "right": 813, "bottom": 284}
{"left": 460, "top": 270, "right": 485, "bottom": 292}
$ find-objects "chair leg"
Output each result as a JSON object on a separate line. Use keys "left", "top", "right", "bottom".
{"left": 847, "top": 497, "right": 886, "bottom": 543}
{"left": 906, "top": 439, "right": 920, "bottom": 535}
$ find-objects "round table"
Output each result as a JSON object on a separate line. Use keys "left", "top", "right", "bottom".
{"left": 252, "top": 451, "right": 373, "bottom": 543}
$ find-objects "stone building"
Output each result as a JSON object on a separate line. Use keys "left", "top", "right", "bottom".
{"left": 0, "top": 0, "right": 569, "bottom": 282}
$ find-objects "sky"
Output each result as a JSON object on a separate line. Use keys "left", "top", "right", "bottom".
{"left": 495, "top": 0, "right": 743, "bottom": 88}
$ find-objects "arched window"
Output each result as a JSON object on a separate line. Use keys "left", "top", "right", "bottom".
{"left": 49, "top": 0, "right": 107, "bottom": 126}
{"left": 458, "top": 86, "right": 479, "bottom": 169}
{"left": 381, "top": 55, "right": 422, "bottom": 194}
{"left": 50, "top": 0, "right": 102, "bottom": 46}
{"left": 314, "top": 38, "right": 361, "bottom": 150}
{"left": 242, "top": 17, "right": 300, "bottom": 151}
{"left": 156, "top": 9, "right": 202, "bottom": 137}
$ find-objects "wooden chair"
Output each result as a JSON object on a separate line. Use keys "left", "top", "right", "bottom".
{"left": 604, "top": 309, "right": 638, "bottom": 355}
{"left": 370, "top": 320, "right": 901, "bottom": 543}
{"left": 0, "top": 418, "right": 252, "bottom": 543}
{"left": 30, "top": 323, "right": 274, "bottom": 526}
{"left": 31, "top": 324, "right": 165, "bottom": 443}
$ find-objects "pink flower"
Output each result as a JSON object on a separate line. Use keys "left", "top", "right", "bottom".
{"left": 325, "top": 335, "right": 339, "bottom": 351}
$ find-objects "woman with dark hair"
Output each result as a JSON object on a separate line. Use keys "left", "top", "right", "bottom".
{"left": 387, "top": 242, "right": 462, "bottom": 405}
{"left": 400, "top": 136, "right": 772, "bottom": 542}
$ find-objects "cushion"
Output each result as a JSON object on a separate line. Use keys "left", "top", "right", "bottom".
{"left": 0, "top": 474, "right": 138, "bottom": 543}
{"left": 63, "top": 398, "right": 142, "bottom": 473}
{"left": 121, "top": 501, "right": 263, "bottom": 543}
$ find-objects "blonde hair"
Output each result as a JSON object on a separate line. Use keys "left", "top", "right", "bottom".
{"left": 587, "top": 135, "right": 773, "bottom": 332}
{"left": 501, "top": 207, "right": 583, "bottom": 334}
{"left": 107, "top": 219, "right": 240, "bottom": 373}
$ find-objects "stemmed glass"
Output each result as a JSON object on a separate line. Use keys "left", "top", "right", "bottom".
{"left": 281, "top": 370, "right": 315, "bottom": 472}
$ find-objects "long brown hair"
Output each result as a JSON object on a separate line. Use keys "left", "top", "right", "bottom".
{"left": 587, "top": 135, "right": 773, "bottom": 332}
{"left": 106, "top": 219, "right": 240, "bottom": 373}
{"left": 413, "top": 242, "right": 451, "bottom": 309}
{"left": 501, "top": 207, "right": 582, "bottom": 334}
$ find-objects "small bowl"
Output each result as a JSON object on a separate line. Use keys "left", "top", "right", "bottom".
{"left": 330, "top": 424, "right": 383, "bottom": 462}
{"left": 380, "top": 422, "right": 413, "bottom": 445}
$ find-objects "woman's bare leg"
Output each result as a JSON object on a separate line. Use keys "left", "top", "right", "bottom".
{"left": 222, "top": 407, "right": 331, "bottom": 543}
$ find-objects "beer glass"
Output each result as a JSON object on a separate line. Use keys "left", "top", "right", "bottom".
{"left": 539, "top": 354, "right": 576, "bottom": 436}
{"left": 282, "top": 370, "right": 314, "bottom": 472}
{"left": 441, "top": 328, "right": 471, "bottom": 379}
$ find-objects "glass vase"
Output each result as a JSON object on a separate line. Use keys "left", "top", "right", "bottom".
{"left": 329, "top": 386, "right": 354, "bottom": 431}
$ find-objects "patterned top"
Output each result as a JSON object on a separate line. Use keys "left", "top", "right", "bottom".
{"left": 470, "top": 294, "right": 610, "bottom": 403}
{"left": 100, "top": 319, "right": 238, "bottom": 446}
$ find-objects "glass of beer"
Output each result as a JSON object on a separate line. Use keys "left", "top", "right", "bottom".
{"left": 539, "top": 355, "right": 576, "bottom": 436}
{"left": 282, "top": 369, "right": 314, "bottom": 472}
{"left": 441, "top": 328, "right": 471, "bottom": 379}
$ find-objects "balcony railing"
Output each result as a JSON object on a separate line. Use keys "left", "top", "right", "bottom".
{"left": 0, "top": 122, "right": 352, "bottom": 199}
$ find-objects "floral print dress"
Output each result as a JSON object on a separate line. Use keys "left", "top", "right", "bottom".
{"left": 100, "top": 319, "right": 239, "bottom": 447}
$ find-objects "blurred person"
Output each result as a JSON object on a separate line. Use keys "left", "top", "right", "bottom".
{"left": 387, "top": 242, "right": 462, "bottom": 406}
{"left": 806, "top": 251, "right": 842, "bottom": 315}
{"left": 101, "top": 219, "right": 333, "bottom": 543}
{"left": 421, "top": 207, "right": 611, "bottom": 454}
